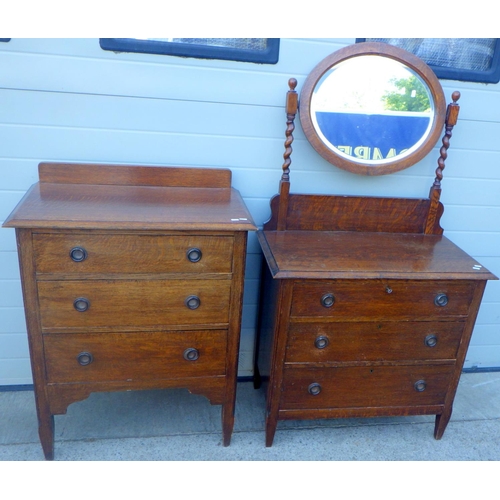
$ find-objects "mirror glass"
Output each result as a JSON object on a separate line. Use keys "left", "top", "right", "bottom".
{"left": 299, "top": 43, "right": 447, "bottom": 175}
{"left": 310, "top": 55, "right": 434, "bottom": 165}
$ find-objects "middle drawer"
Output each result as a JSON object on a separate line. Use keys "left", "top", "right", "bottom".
{"left": 38, "top": 279, "right": 231, "bottom": 331}
{"left": 286, "top": 321, "right": 465, "bottom": 363}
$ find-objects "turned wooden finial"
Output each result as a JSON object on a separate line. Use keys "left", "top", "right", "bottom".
{"left": 446, "top": 91, "right": 461, "bottom": 126}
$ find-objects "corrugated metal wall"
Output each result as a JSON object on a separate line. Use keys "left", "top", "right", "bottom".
{"left": 1, "top": 38, "right": 499, "bottom": 385}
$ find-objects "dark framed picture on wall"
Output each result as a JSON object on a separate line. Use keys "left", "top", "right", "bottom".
{"left": 356, "top": 38, "right": 500, "bottom": 83}
{"left": 100, "top": 38, "right": 280, "bottom": 64}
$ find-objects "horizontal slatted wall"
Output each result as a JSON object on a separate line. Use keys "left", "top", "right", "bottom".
{"left": 0, "top": 38, "right": 499, "bottom": 384}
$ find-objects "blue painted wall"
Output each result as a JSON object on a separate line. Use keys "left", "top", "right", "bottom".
{"left": 1, "top": 38, "right": 499, "bottom": 384}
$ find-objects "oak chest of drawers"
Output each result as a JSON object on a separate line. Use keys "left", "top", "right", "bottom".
{"left": 256, "top": 227, "right": 496, "bottom": 447}
{"left": 3, "top": 162, "right": 256, "bottom": 459}
{"left": 252, "top": 43, "right": 500, "bottom": 447}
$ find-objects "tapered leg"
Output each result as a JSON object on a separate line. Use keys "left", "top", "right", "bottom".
{"left": 38, "top": 413, "right": 55, "bottom": 460}
{"left": 265, "top": 411, "right": 278, "bottom": 447}
{"left": 221, "top": 231, "right": 248, "bottom": 447}
{"left": 222, "top": 401, "right": 235, "bottom": 446}
{"left": 434, "top": 406, "right": 453, "bottom": 440}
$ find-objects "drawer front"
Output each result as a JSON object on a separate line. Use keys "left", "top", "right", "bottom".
{"left": 286, "top": 321, "right": 465, "bottom": 363}
{"left": 281, "top": 365, "right": 454, "bottom": 410}
{"left": 291, "top": 280, "right": 475, "bottom": 320}
{"left": 38, "top": 279, "right": 231, "bottom": 329}
{"left": 43, "top": 330, "right": 227, "bottom": 383}
{"left": 33, "top": 233, "right": 234, "bottom": 274}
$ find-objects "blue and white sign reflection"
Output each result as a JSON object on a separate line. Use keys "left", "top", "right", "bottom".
{"left": 310, "top": 56, "right": 434, "bottom": 164}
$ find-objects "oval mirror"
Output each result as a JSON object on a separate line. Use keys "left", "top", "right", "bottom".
{"left": 299, "top": 42, "right": 447, "bottom": 175}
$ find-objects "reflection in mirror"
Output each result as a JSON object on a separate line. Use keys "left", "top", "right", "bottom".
{"left": 310, "top": 55, "right": 434, "bottom": 165}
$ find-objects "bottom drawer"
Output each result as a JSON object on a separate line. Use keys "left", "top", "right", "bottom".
{"left": 281, "top": 365, "right": 454, "bottom": 410}
{"left": 43, "top": 330, "right": 227, "bottom": 383}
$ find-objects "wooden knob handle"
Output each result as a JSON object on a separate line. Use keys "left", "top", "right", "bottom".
{"left": 314, "top": 336, "right": 329, "bottom": 349}
{"left": 77, "top": 352, "right": 93, "bottom": 366}
{"left": 183, "top": 348, "right": 200, "bottom": 361}
{"left": 69, "top": 247, "right": 87, "bottom": 262}
{"left": 434, "top": 294, "right": 448, "bottom": 307}
{"left": 73, "top": 297, "right": 90, "bottom": 312}
{"left": 321, "top": 293, "right": 335, "bottom": 308}
{"left": 414, "top": 380, "right": 427, "bottom": 392}
{"left": 424, "top": 335, "right": 438, "bottom": 347}
{"left": 308, "top": 383, "right": 322, "bottom": 395}
{"left": 185, "top": 295, "right": 200, "bottom": 310}
{"left": 186, "top": 248, "right": 202, "bottom": 263}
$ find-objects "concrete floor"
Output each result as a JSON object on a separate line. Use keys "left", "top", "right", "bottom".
{"left": 1, "top": 371, "right": 499, "bottom": 461}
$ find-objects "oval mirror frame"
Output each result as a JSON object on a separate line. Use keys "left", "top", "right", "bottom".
{"left": 299, "top": 42, "right": 447, "bottom": 176}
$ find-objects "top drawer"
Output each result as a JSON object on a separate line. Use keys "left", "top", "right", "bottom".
{"left": 290, "top": 279, "right": 476, "bottom": 320}
{"left": 33, "top": 233, "right": 234, "bottom": 275}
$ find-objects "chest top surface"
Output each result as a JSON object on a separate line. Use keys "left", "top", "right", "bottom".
{"left": 3, "top": 163, "right": 257, "bottom": 232}
{"left": 259, "top": 230, "right": 496, "bottom": 281}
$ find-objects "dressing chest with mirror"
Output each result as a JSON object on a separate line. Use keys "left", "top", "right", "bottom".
{"left": 3, "top": 162, "right": 256, "bottom": 459}
{"left": 255, "top": 42, "right": 497, "bottom": 446}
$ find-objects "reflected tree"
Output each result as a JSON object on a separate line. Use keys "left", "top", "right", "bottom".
{"left": 382, "top": 76, "right": 431, "bottom": 112}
